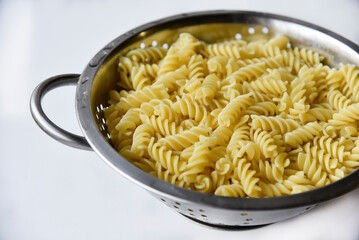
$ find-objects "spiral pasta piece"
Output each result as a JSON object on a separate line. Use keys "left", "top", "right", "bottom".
{"left": 284, "top": 122, "right": 322, "bottom": 147}
{"left": 242, "top": 101, "right": 278, "bottom": 116}
{"left": 188, "top": 54, "right": 206, "bottom": 80}
{"left": 251, "top": 115, "right": 300, "bottom": 134}
{"left": 172, "top": 94, "right": 209, "bottom": 122}
{"left": 117, "top": 56, "right": 135, "bottom": 89}
{"left": 148, "top": 137, "right": 186, "bottom": 175}
{"left": 127, "top": 46, "right": 168, "bottom": 63}
{"left": 131, "top": 124, "right": 154, "bottom": 156}
{"left": 116, "top": 84, "right": 169, "bottom": 111}
{"left": 208, "top": 125, "right": 233, "bottom": 146}
{"left": 312, "top": 136, "right": 347, "bottom": 163}
{"left": 342, "top": 64, "right": 359, "bottom": 102}
{"left": 140, "top": 63, "right": 160, "bottom": 80}
{"left": 208, "top": 56, "right": 230, "bottom": 77}
{"left": 329, "top": 103, "right": 359, "bottom": 126}
{"left": 104, "top": 104, "right": 123, "bottom": 133}
{"left": 153, "top": 99, "right": 181, "bottom": 123}
{"left": 214, "top": 156, "right": 233, "bottom": 175}
{"left": 233, "top": 158, "right": 261, "bottom": 197}
{"left": 175, "top": 33, "right": 202, "bottom": 60}
{"left": 208, "top": 146, "right": 227, "bottom": 163}
{"left": 252, "top": 128, "right": 278, "bottom": 158}
{"left": 244, "top": 90, "right": 273, "bottom": 102}
{"left": 227, "top": 122, "right": 250, "bottom": 157}
{"left": 259, "top": 170, "right": 317, "bottom": 196}
{"left": 228, "top": 62, "right": 267, "bottom": 84}
{"left": 151, "top": 163, "right": 190, "bottom": 189}
{"left": 291, "top": 47, "right": 325, "bottom": 66}
{"left": 245, "top": 77, "right": 287, "bottom": 96}
{"left": 157, "top": 126, "right": 211, "bottom": 151}
{"left": 289, "top": 77, "right": 306, "bottom": 104}
{"left": 218, "top": 93, "right": 254, "bottom": 127}
{"left": 326, "top": 68, "right": 344, "bottom": 90}
{"left": 194, "top": 174, "right": 213, "bottom": 193}
{"left": 129, "top": 65, "right": 151, "bottom": 90}
{"left": 298, "top": 65, "right": 318, "bottom": 103}
{"left": 180, "top": 139, "right": 213, "bottom": 183}
{"left": 327, "top": 89, "right": 351, "bottom": 111}
{"left": 214, "top": 184, "right": 246, "bottom": 197}
{"left": 241, "top": 55, "right": 286, "bottom": 70}
{"left": 195, "top": 74, "right": 220, "bottom": 100}
{"left": 257, "top": 158, "right": 284, "bottom": 183}
{"left": 297, "top": 149, "right": 330, "bottom": 187}
{"left": 196, "top": 97, "right": 229, "bottom": 111}
{"left": 154, "top": 65, "right": 188, "bottom": 91}
{"left": 304, "top": 144, "right": 338, "bottom": 173}
{"left": 246, "top": 68, "right": 287, "bottom": 95}
{"left": 299, "top": 108, "right": 333, "bottom": 124}
{"left": 205, "top": 41, "right": 245, "bottom": 59}
{"left": 157, "top": 51, "right": 179, "bottom": 76}
{"left": 258, "top": 181, "right": 290, "bottom": 197}
{"left": 140, "top": 114, "right": 181, "bottom": 136}
{"left": 115, "top": 108, "right": 142, "bottom": 136}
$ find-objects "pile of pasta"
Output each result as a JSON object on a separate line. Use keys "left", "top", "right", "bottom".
{"left": 104, "top": 32, "right": 359, "bottom": 197}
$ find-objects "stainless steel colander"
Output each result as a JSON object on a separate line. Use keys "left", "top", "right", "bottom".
{"left": 30, "top": 10, "right": 359, "bottom": 229}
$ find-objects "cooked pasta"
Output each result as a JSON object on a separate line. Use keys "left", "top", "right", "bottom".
{"left": 105, "top": 32, "right": 359, "bottom": 198}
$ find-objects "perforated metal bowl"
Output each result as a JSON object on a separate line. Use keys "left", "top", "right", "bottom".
{"left": 30, "top": 10, "right": 359, "bottom": 229}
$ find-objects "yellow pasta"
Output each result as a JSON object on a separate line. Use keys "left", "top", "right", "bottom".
{"left": 105, "top": 32, "right": 359, "bottom": 198}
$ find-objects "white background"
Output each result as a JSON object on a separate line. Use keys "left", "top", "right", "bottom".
{"left": 1, "top": 0, "right": 359, "bottom": 239}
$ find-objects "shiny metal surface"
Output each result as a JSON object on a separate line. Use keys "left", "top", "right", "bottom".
{"left": 30, "top": 74, "right": 92, "bottom": 151}
{"left": 31, "top": 10, "right": 359, "bottom": 227}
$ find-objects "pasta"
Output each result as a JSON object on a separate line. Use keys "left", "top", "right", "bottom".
{"left": 104, "top": 32, "right": 359, "bottom": 198}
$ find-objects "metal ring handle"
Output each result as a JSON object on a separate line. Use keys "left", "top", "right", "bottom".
{"left": 30, "top": 74, "right": 92, "bottom": 151}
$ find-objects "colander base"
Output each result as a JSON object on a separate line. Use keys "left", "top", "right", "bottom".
{"left": 180, "top": 213, "right": 271, "bottom": 230}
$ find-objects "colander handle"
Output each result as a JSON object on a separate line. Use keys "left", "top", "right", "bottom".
{"left": 30, "top": 74, "right": 92, "bottom": 151}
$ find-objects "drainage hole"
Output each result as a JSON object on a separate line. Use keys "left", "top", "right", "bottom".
{"left": 262, "top": 26, "right": 269, "bottom": 34}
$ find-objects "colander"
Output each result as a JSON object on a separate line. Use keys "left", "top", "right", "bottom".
{"left": 30, "top": 10, "right": 359, "bottom": 229}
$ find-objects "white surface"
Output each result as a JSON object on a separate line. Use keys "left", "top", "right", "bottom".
{"left": 1, "top": 0, "right": 359, "bottom": 239}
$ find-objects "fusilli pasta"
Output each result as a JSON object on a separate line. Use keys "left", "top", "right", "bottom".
{"left": 105, "top": 32, "right": 359, "bottom": 198}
